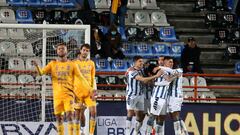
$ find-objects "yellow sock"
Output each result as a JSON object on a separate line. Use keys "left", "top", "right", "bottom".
{"left": 74, "top": 123, "right": 80, "bottom": 135}
{"left": 68, "top": 123, "right": 74, "bottom": 135}
{"left": 89, "top": 119, "right": 96, "bottom": 135}
{"left": 57, "top": 124, "right": 64, "bottom": 135}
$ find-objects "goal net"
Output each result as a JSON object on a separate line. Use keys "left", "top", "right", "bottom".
{"left": 0, "top": 23, "right": 90, "bottom": 134}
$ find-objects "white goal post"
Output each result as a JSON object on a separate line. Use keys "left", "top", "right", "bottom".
{"left": 0, "top": 23, "right": 91, "bottom": 134}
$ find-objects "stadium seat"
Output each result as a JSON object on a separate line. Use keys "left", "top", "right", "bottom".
{"left": 152, "top": 43, "right": 170, "bottom": 56}
{"left": 170, "top": 42, "right": 184, "bottom": 57}
{"left": 122, "top": 42, "right": 135, "bottom": 57}
{"left": 190, "top": 77, "right": 210, "bottom": 91}
{"left": 230, "top": 29, "right": 240, "bottom": 44}
{"left": 94, "top": 0, "right": 108, "bottom": 8}
{"left": 48, "top": 10, "right": 67, "bottom": 24}
{"left": 205, "top": 13, "right": 218, "bottom": 27}
{"left": 141, "top": 0, "right": 159, "bottom": 9}
{"left": 95, "top": 59, "right": 111, "bottom": 71}
{"left": 26, "top": 0, "right": 41, "bottom": 7}
{"left": 127, "top": 0, "right": 141, "bottom": 9}
{"left": 0, "top": 29, "right": 8, "bottom": 39}
{"left": 8, "top": 28, "right": 26, "bottom": 39}
{"left": 134, "top": 11, "right": 151, "bottom": 26}
{"left": 16, "top": 9, "right": 34, "bottom": 23}
{"left": 0, "top": 74, "right": 19, "bottom": 89}
{"left": 98, "top": 91, "right": 113, "bottom": 101}
{"left": 151, "top": 11, "right": 170, "bottom": 26}
{"left": 194, "top": 0, "right": 206, "bottom": 11}
{"left": 41, "top": 0, "right": 58, "bottom": 7}
{"left": 0, "top": 41, "right": 16, "bottom": 56}
{"left": 125, "top": 26, "right": 142, "bottom": 41}
{"left": 99, "top": 11, "right": 110, "bottom": 26}
{"left": 7, "top": 0, "right": 26, "bottom": 6}
{"left": 8, "top": 57, "right": 25, "bottom": 70}
{"left": 106, "top": 76, "right": 119, "bottom": 84}
{"left": 111, "top": 59, "right": 128, "bottom": 71}
{"left": 213, "top": 29, "right": 229, "bottom": 43}
{"left": 142, "top": 27, "right": 159, "bottom": 41}
{"left": 224, "top": 45, "right": 240, "bottom": 59}
{"left": 114, "top": 91, "right": 125, "bottom": 101}
{"left": 221, "top": 13, "right": 236, "bottom": 28}
{"left": 125, "top": 11, "right": 135, "bottom": 26}
{"left": 98, "top": 26, "right": 109, "bottom": 35}
{"left": 26, "top": 58, "right": 41, "bottom": 70}
{"left": 0, "top": 0, "right": 7, "bottom": 6}
{"left": 16, "top": 42, "right": 34, "bottom": 56}
{"left": 199, "top": 91, "right": 216, "bottom": 103}
{"left": 66, "top": 10, "right": 79, "bottom": 24}
{"left": 18, "top": 74, "right": 35, "bottom": 89}
{"left": 135, "top": 43, "right": 152, "bottom": 58}
{"left": 35, "top": 75, "right": 52, "bottom": 89}
{"left": 0, "top": 9, "right": 17, "bottom": 23}
{"left": 235, "top": 62, "right": 240, "bottom": 74}
{"left": 182, "top": 77, "right": 192, "bottom": 91}
{"left": 32, "top": 10, "right": 46, "bottom": 24}
{"left": 159, "top": 27, "right": 178, "bottom": 42}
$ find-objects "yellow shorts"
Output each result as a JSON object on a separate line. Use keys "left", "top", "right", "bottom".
{"left": 53, "top": 97, "right": 74, "bottom": 115}
{"left": 74, "top": 96, "right": 96, "bottom": 109}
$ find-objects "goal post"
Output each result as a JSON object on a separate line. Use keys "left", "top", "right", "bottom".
{"left": 0, "top": 23, "right": 91, "bottom": 134}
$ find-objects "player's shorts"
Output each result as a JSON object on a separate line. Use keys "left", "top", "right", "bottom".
{"left": 144, "top": 98, "right": 151, "bottom": 114}
{"left": 53, "top": 96, "right": 74, "bottom": 115}
{"left": 150, "top": 97, "right": 167, "bottom": 116}
{"left": 74, "top": 95, "right": 96, "bottom": 109}
{"left": 167, "top": 97, "right": 183, "bottom": 113}
{"left": 126, "top": 95, "right": 144, "bottom": 111}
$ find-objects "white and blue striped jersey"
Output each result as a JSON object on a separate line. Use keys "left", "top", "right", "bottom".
{"left": 152, "top": 71, "right": 171, "bottom": 99}
{"left": 168, "top": 69, "right": 183, "bottom": 98}
{"left": 125, "top": 67, "right": 144, "bottom": 98}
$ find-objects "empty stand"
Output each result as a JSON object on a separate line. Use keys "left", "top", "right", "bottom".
{"left": 66, "top": 10, "right": 79, "bottom": 24}
{"left": 170, "top": 42, "right": 184, "bottom": 57}
{"left": 0, "top": 74, "right": 19, "bottom": 89}
{"left": 205, "top": 13, "right": 218, "bottom": 27}
{"left": 111, "top": 59, "right": 128, "bottom": 72}
{"left": 230, "top": 29, "right": 240, "bottom": 43}
{"left": 142, "top": 27, "right": 159, "bottom": 41}
{"left": 7, "top": 0, "right": 26, "bottom": 6}
{"left": 152, "top": 43, "right": 170, "bottom": 56}
{"left": 151, "top": 11, "right": 170, "bottom": 26}
{"left": 125, "top": 11, "right": 135, "bottom": 26}
{"left": 26, "top": 58, "right": 41, "bottom": 70}
{"left": 127, "top": 0, "right": 141, "bottom": 9}
{"left": 122, "top": 42, "right": 135, "bottom": 57}
{"left": 182, "top": 77, "right": 192, "bottom": 91}
{"left": 159, "top": 27, "right": 178, "bottom": 42}
{"left": 141, "top": 0, "right": 159, "bottom": 9}
{"left": 8, "top": 57, "right": 25, "bottom": 70}
{"left": 221, "top": 13, "right": 236, "bottom": 28}
{"left": 32, "top": 10, "right": 46, "bottom": 24}
{"left": 0, "top": 9, "right": 17, "bottom": 23}
{"left": 16, "top": 9, "right": 34, "bottom": 23}
{"left": 94, "top": 0, "right": 109, "bottom": 9}
{"left": 41, "top": 0, "right": 58, "bottom": 7}
{"left": 26, "top": 0, "right": 41, "bottom": 7}
{"left": 95, "top": 59, "right": 111, "bottom": 71}
{"left": 214, "top": 29, "right": 229, "bottom": 43}
{"left": 190, "top": 77, "right": 210, "bottom": 91}
{"left": 58, "top": 0, "right": 78, "bottom": 8}
{"left": 134, "top": 11, "right": 151, "bottom": 26}
{"left": 18, "top": 74, "right": 35, "bottom": 89}
{"left": 135, "top": 43, "right": 152, "bottom": 58}
{"left": 8, "top": 28, "right": 26, "bottom": 39}
{"left": 16, "top": 42, "right": 34, "bottom": 56}
{"left": 0, "top": 41, "right": 16, "bottom": 56}
{"left": 0, "top": 29, "right": 8, "bottom": 39}
{"left": 125, "top": 26, "right": 142, "bottom": 41}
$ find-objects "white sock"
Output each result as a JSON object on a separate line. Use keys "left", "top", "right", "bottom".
{"left": 180, "top": 120, "right": 189, "bottom": 135}
{"left": 80, "top": 126, "right": 85, "bottom": 134}
{"left": 126, "top": 119, "right": 132, "bottom": 135}
{"left": 133, "top": 121, "right": 142, "bottom": 135}
{"left": 155, "top": 124, "right": 164, "bottom": 135}
{"left": 174, "top": 121, "right": 181, "bottom": 135}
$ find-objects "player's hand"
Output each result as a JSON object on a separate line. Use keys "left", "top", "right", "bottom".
{"left": 32, "top": 61, "right": 38, "bottom": 67}
{"left": 155, "top": 69, "right": 164, "bottom": 77}
{"left": 90, "top": 90, "right": 97, "bottom": 101}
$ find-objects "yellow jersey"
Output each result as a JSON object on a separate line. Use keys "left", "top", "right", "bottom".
{"left": 36, "top": 60, "right": 93, "bottom": 99}
{"left": 74, "top": 59, "right": 95, "bottom": 88}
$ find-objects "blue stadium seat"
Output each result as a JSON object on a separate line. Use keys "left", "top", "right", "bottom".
{"left": 58, "top": 0, "right": 78, "bottom": 8}
{"left": 16, "top": 9, "right": 34, "bottom": 23}
{"left": 95, "top": 59, "right": 111, "bottom": 71}
{"left": 170, "top": 42, "right": 184, "bottom": 57}
{"left": 235, "top": 62, "right": 240, "bottom": 74}
{"left": 26, "top": 0, "right": 41, "bottom": 7}
{"left": 117, "top": 26, "right": 127, "bottom": 41}
{"left": 159, "top": 27, "right": 178, "bottom": 42}
{"left": 98, "top": 26, "right": 109, "bottom": 35}
{"left": 122, "top": 42, "right": 135, "bottom": 57}
{"left": 7, "top": 0, "right": 26, "bottom": 6}
{"left": 152, "top": 43, "right": 170, "bottom": 57}
{"left": 41, "top": 0, "right": 58, "bottom": 7}
{"left": 135, "top": 43, "right": 152, "bottom": 58}
{"left": 111, "top": 59, "right": 128, "bottom": 72}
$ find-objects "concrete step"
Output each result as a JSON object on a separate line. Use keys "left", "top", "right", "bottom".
{"left": 158, "top": 2, "right": 194, "bottom": 12}
{"left": 202, "top": 68, "right": 234, "bottom": 74}
{"left": 166, "top": 11, "right": 205, "bottom": 18}
{"left": 175, "top": 28, "right": 213, "bottom": 34}
{"left": 179, "top": 34, "right": 215, "bottom": 44}
{"left": 170, "top": 19, "right": 206, "bottom": 28}
{"left": 198, "top": 43, "right": 226, "bottom": 50}
{"left": 200, "top": 51, "right": 224, "bottom": 60}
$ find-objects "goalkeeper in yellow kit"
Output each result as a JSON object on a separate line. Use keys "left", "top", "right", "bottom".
{"left": 33, "top": 43, "right": 93, "bottom": 135}
{"left": 73, "top": 44, "right": 97, "bottom": 135}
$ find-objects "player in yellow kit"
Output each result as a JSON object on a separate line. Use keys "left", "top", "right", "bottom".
{"left": 33, "top": 43, "right": 93, "bottom": 135}
{"left": 73, "top": 44, "right": 97, "bottom": 135}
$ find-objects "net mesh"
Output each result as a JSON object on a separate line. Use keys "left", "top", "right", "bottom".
{"left": 0, "top": 26, "right": 87, "bottom": 122}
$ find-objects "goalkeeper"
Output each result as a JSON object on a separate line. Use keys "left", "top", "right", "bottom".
{"left": 73, "top": 44, "right": 97, "bottom": 135}
{"left": 34, "top": 43, "right": 93, "bottom": 135}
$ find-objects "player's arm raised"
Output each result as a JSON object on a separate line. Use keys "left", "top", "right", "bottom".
{"left": 33, "top": 61, "right": 52, "bottom": 75}
{"left": 135, "top": 70, "right": 163, "bottom": 84}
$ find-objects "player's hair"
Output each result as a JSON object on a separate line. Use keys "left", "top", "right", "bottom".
{"left": 164, "top": 56, "right": 173, "bottom": 61}
{"left": 80, "top": 43, "right": 91, "bottom": 50}
{"left": 133, "top": 55, "right": 143, "bottom": 62}
{"left": 56, "top": 42, "right": 67, "bottom": 48}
